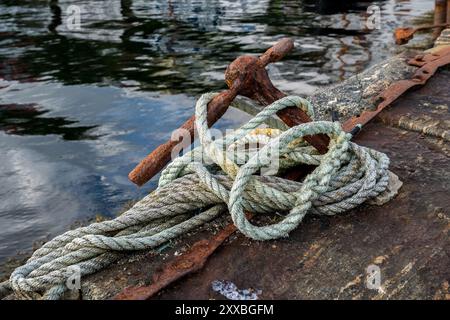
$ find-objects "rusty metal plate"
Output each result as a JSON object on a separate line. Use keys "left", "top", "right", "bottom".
{"left": 342, "top": 46, "right": 450, "bottom": 133}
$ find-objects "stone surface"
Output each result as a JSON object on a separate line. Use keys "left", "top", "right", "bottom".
{"left": 310, "top": 52, "right": 418, "bottom": 122}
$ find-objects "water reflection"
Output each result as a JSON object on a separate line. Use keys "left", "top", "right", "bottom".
{"left": 0, "top": 103, "right": 97, "bottom": 139}
{"left": 0, "top": 0, "right": 434, "bottom": 262}
{"left": 0, "top": 0, "right": 433, "bottom": 93}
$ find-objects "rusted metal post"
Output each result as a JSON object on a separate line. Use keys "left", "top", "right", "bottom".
{"left": 447, "top": 0, "right": 450, "bottom": 23}
{"left": 128, "top": 38, "right": 329, "bottom": 186}
{"left": 434, "top": 0, "right": 448, "bottom": 39}
{"left": 394, "top": 23, "right": 450, "bottom": 45}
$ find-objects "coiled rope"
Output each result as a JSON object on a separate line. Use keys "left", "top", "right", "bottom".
{"left": 0, "top": 94, "right": 391, "bottom": 300}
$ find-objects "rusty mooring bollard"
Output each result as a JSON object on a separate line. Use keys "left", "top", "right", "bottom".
{"left": 434, "top": 0, "right": 448, "bottom": 38}
{"left": 128, "top": 38, "right": 329, "bottom": 186}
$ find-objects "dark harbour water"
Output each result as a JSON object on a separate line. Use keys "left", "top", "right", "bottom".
{"left": 0, "top": 0, "right": 434, "bottom": 262}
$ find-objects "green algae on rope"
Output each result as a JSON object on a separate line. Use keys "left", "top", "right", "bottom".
{"left": 0, "top": 95, "right": 393, "bottom": 300}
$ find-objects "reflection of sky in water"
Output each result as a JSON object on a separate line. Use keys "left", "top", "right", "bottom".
{"left": 0, "top": 0, "right": 435, "bottom": 261}
{"left": 0, "top": 82, "right": 251, "bottom": 261}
